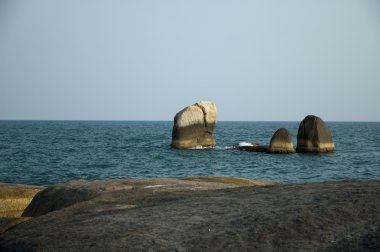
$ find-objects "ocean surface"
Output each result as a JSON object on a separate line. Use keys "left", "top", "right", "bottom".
{"left": 0, "top": 121, "right": 379, "bottom": 185}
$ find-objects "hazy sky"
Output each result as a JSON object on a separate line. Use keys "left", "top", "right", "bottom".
{"left": 1, "top": 1, "right": 380, "bottom": 121}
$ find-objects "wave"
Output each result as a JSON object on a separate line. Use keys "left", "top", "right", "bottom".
{"left": 237, "top": 142, "right": 255, "bottom": 147}
{"left": 190, "top": 146, "right": 216, "bottom": 150}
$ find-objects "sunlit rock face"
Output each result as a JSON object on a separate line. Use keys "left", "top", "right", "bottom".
{"left": 268, "top": 128, "right": 295, "bottom": 154}
{"left": 171, "top": 101, "right": 217, "bottom": 149}
{"left": 296, "top": 115, "right": 335, "bottom": 153}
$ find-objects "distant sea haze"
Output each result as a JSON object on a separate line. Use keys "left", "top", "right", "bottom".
{"left": 0, "top": 121, "right": 379, "bottom": 185}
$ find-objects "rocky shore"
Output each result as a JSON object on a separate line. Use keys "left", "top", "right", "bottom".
{"left": 0, "top": 177, "right": 379, "bottom": 251}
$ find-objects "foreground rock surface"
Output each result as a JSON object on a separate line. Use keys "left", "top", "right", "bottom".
{"left": 1, "top": 179, "right": 379, "bottom": 251}
{"left": 171, "top": 101, "right": 217, "bottom": 149}
{"left": 22, "top": 177, "right": 270, "bottom": 217}
{"left": 0, "top": 183, "right": 44, "bottom": 235}
{"left": 0, "top": 183, "right": 44, "bottom": 218}
{"left": 268, "top": 128, "right": 295, "bottom": 153}
{"left": 0, "top": 218, "right": 32, "bottom": 235}
{"left": 297, "top": 115, "right": 335, "bottom": 153}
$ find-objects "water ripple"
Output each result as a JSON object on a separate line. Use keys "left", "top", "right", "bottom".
{"left": 0, "top": 121, "right": 379, "bottom": 185}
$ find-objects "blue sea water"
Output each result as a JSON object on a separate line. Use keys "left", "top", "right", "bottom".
{"left": 0, "top": 121, "right": 379, "bottom": 185}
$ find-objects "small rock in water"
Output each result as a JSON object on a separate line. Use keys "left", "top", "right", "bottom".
{"left": 268, "top": 128, "right": 295, "bottom": 153}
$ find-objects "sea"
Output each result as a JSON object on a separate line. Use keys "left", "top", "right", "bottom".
{"left": 0, "top": 121, "right": 379, "bottom": 186}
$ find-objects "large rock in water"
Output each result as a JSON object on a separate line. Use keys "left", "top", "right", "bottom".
{"left": 268, "top": 128, "right": 295, "bottom": 153}
{"left": 171, "top": 101, "right": 217, "bottom": 149}
{"left": 296, "top": 115, "right": 335, "bottom": 153}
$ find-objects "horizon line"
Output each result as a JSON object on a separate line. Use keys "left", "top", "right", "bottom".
{"left": 1, "top": 119, "right": 379, "bottom": 123}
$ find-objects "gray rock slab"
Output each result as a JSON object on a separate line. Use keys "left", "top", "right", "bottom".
{"left": 0, "top": 179, "right": 379, "bottom": 251}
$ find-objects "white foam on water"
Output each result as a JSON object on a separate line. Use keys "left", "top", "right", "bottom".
{"left": 238, "top": 141, "right": 255, "bottom": 147}
{"left": 224, "top": 146, "right": 235, "bottom": 150}
{"left": 190, "top": 145, "right": 216, "bottom": 150}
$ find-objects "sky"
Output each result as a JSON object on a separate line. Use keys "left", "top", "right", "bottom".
{"left": 1, "top": 0, "right": 380, "bottom": 121}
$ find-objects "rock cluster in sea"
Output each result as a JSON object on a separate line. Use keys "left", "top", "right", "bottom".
{"left": 171, "top": 101, "right": 335, "bottom": 153}
{"left": 234, "top": 115, "right": 335, "bottom": 154}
